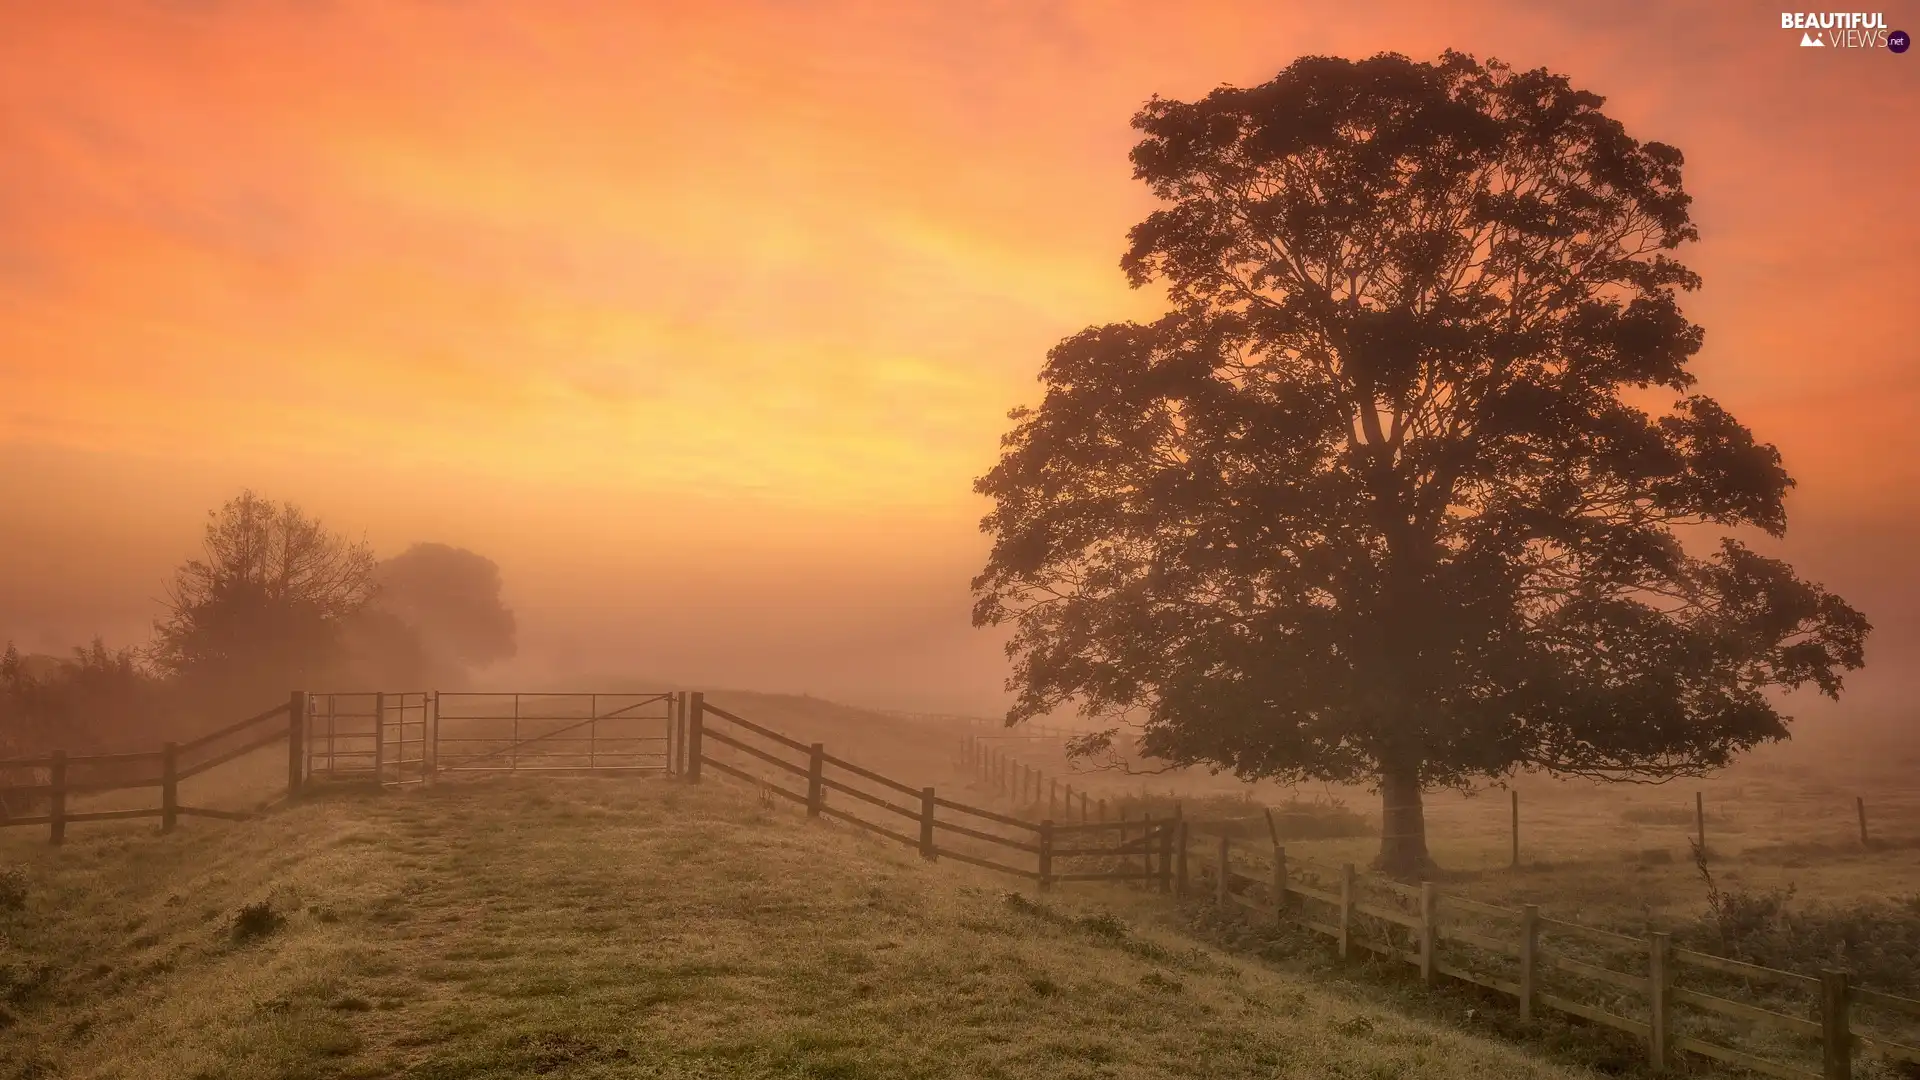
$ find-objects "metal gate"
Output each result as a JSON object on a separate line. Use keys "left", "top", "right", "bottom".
{"left": 431, "top": 692, "right": 675, "bottom": 774}
{"left": 305, "top": 691, "right": 677, "bottom": 784}
{"left": 306, "top": 691, "right": 431, "bottom": 786}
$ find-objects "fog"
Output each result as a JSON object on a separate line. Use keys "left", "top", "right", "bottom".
{"left": 2, "top": 0, "right": 1917, "bottom": 732}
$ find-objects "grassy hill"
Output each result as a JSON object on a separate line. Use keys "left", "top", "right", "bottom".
{"left": 0, "top": 773, "right": 1596, "bottom": 1080}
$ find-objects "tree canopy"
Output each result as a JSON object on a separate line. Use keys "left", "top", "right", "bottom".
{"left": 152, "top": 490, "right": 377, "bottom": 709}
{"left": 971, "top": 50, "right": 1870, "bottom": 874}
{"left": 373, "top": 543, "right": 517, "bottom": 672}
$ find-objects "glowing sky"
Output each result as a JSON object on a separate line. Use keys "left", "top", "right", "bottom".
{"left": 1, "top": 1, "right": 1915, "bottom": 713}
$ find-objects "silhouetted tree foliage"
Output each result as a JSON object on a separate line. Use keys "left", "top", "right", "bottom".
{"left": 972, "top": 51, "right": 1870, "bottom": 875}
{"left": 151, "top": 490, "right": 376, "bottom": 710}
{"left": 372, "top": 543, "right": 516, "bottom": 672}
{"left": 1, "top": 638, "right": 168, "bottom": 814}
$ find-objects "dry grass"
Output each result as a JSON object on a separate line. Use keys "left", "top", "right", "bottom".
{"left": 0, "top": 773, "right": 1604, "bottom": 1080}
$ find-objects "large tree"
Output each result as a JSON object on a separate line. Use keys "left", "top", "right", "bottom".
{"left": 972, "top": 51, "right": 1869, "bottom": 875}
{"left": 152, "top": 490, "right": 377, "bottom": 709}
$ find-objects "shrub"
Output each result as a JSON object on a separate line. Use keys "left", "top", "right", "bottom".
{"left": 231, "top": 900, "right": 284, "bottom": 943}
{"left": 1686, "top": 842, "right": 1920, "bottom": 994}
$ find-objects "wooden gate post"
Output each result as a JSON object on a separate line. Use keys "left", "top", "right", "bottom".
{"left": 1338, "top": 862, "right": 1355, "bottom": 961}
{"left": 1695, "top": 791, "right": 1706, "bottom": 854}
{"left": 1216, "top": 834, "right": 1231, "bottom": 906}
{"left": 1159, "top": 821, "right": 1173, "bottom": 893}
{"left": 1175, "top": 821, "right": 1190, "bottom": 896}
{"left": 1857, "top": 796, "right": 1868, "bottom": 847}
{"left": 807, "top": 743, "right": 825, "bottom": 816}
{"left": 1272, "top": 845, "right": 1287, "bottom": 927}
{"left": 1038, "top": 820, "right": 1054, "bottom": 891}
{"left": 161, "top": 742, "right": 179, "bottom": 833}
{"left": 1649, "top": 931, "right": 1672, "bottom": 1073}
{"left": 1519, "top": 904, "right": 1540, "bottom": 1022}
{"left": 1510, "top": 789, "right": 1520, "bottom": 868}
{"left": 1079, "top": 791, "right": 1088, "bottom": 820}
{"left": 287, "top": 689, "right": 308, "bottom": 798}
{"left": 919, "top": 787, "right": 936, "bottom": 860}
{"left": 1142, "top": 813, "right": 1155, "bottom": 885}
{"left": 687, "top": 692, "right": 704, "bottom": 783}
{"left": 1821, "top": 970, "right": 1851, "bottom": 1080}
{"left": 1419, "top": 882, "right": 1438, "bottom": 985}
{"left": 372, "top": 692, "right": 387, "bottom": 786}
{"left": 49, "top": 749, "right": 66, "bottom": 846}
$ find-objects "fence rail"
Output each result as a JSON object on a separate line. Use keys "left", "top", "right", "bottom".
{"left": 686, "top": 694, "right": 1171, "bottom": 890}
{"left": 0, "top": 696, "right": 298, "bottom": 842}
{"left": 11, "top": 688, "right": 1917, "bottom": 1080}
{"left": 1142, "top": 822, "right": 1920, "bottom": 1080}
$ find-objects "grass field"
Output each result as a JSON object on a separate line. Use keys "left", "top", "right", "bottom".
{"left": 978, "top": 714, "right": 1920, "bottom": 932}
{"left": 2, "top": 771, "right": 1609, "bottom": 1080}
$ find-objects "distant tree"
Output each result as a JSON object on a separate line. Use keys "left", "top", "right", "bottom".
{"left": 370, "top": 543, "right": 516, "bottom": 680}
{"left": 151, "top": 491, "right": 377, "bottom": 708}
{"left": 972, "top": 51, "right": 1870, "bottom": 875}
{"left": 1, "top": 637, "right": 163, "bottom": 763}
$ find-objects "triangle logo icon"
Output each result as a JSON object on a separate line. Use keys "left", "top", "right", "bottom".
{"left": 1801, "top": 31, "right": 1824, "bottom": 45}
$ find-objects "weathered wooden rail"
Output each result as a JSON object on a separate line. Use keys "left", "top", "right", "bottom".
{"left": 10, "top": 688, "right": 1916, "bottom": 1080}
{"left": 683, "top": 692, "right": 1168, "bottom": 888}
{"left": 1167, "top": 823, "right": 1920, "bottom": 1080}
{"left": 0, "top": 695, "right": 303, "bottom": 841}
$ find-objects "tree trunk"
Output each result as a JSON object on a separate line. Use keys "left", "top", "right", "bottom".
{"left": 1377, "top": 763, "right": 1433, "bottom": 879}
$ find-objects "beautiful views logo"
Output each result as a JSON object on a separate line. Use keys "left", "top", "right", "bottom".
{"left": 1780, "top": 11, "right": 1908, "bottom": 49}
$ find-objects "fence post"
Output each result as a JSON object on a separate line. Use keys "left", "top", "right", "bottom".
{"left": 1159, "top": 821, "right": 1172, "bottom": 893}
{"left": 1175, "top": 821, "right": 1190, "bottom": 896}
{"left": 1857, "top": 796, "right": 1868, "bottom": 847}
{"left": 1272, "top": 844, "right": 1287, "bottom": 927}
{"left": 1338, "top": 862, "right": 1355, "bottom": 961}
{"left": 1649, "top": 931, "right": 1672, "bottom": 1073}
{"left": 372, "top": 691, "right": 386, "bottom": 786}
{"left": 1519, "top": 904, "right": 1539, "bottom": 1022}
{"left": 161, "top": 742, "right": 179, "bottom": 833}
{"left": 425, "top": 691, "right": 438, "bottom": 782}
{"left": 1049, "top": 777, "right": 1057, "bottom": 816}
{"left": 49, "top": 749, "right": 67, "bottom": 846}
{"left": 1038, "top": 819, "right": 1054, "bottom": 892}
{"left": 687, "top": 692, "right": 704, "bottom": 783}
{"left": 1419, "top": 882, "right": 1438, "bottom": 985}
{"left": 1695, "top": 791, "right": 1706, "bottom": 854}
{"left": 920, "top": 787, "right": 936, "bottom": 860}
{"left": 807, "top": 743, "right": 825, "bottom": 816}
{"left": 1821, "top": 970, "right": 1851, "bottom": 1080}
{"left": 666, "top": 692, "right": 680, "bottom": 775}
{"left": 1216, "top": 834, "right": 1231, "bottom": 906}
{"left": 287, "top": 689, "right": 308, "bottom": 798}
{"left": 1510, "top": 789, "right": 1520, "bottom": 868}
{"left": 1143, "top": 812, "right": 1155, "bottom": 886}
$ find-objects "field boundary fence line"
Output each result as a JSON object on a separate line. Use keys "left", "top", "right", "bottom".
{"left": 8, "top": 687, "right": 1917, "bottom": 1080}
{"left": 948, "top": 728, "right": 1920, "bottom": 1080}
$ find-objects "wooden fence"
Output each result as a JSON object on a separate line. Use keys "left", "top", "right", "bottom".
{"left": 947, "top": 731, "right": 1920, "bottom": 1080}
{"left": 1164, "top": 824, "right": 1920, "bottom": 1080}
{"left": 12, "top": 688, "right": 1918, "bottom": 1080}
{"left": 684, "top": 692, "right": 1169, "bottom": 889}
{"left": 0, "top": 692, "right": 307, "bottom": 843}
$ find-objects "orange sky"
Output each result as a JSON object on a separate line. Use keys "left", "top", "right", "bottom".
{"left": 1, "top": 1, "right": 1915, "bottom": 716}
